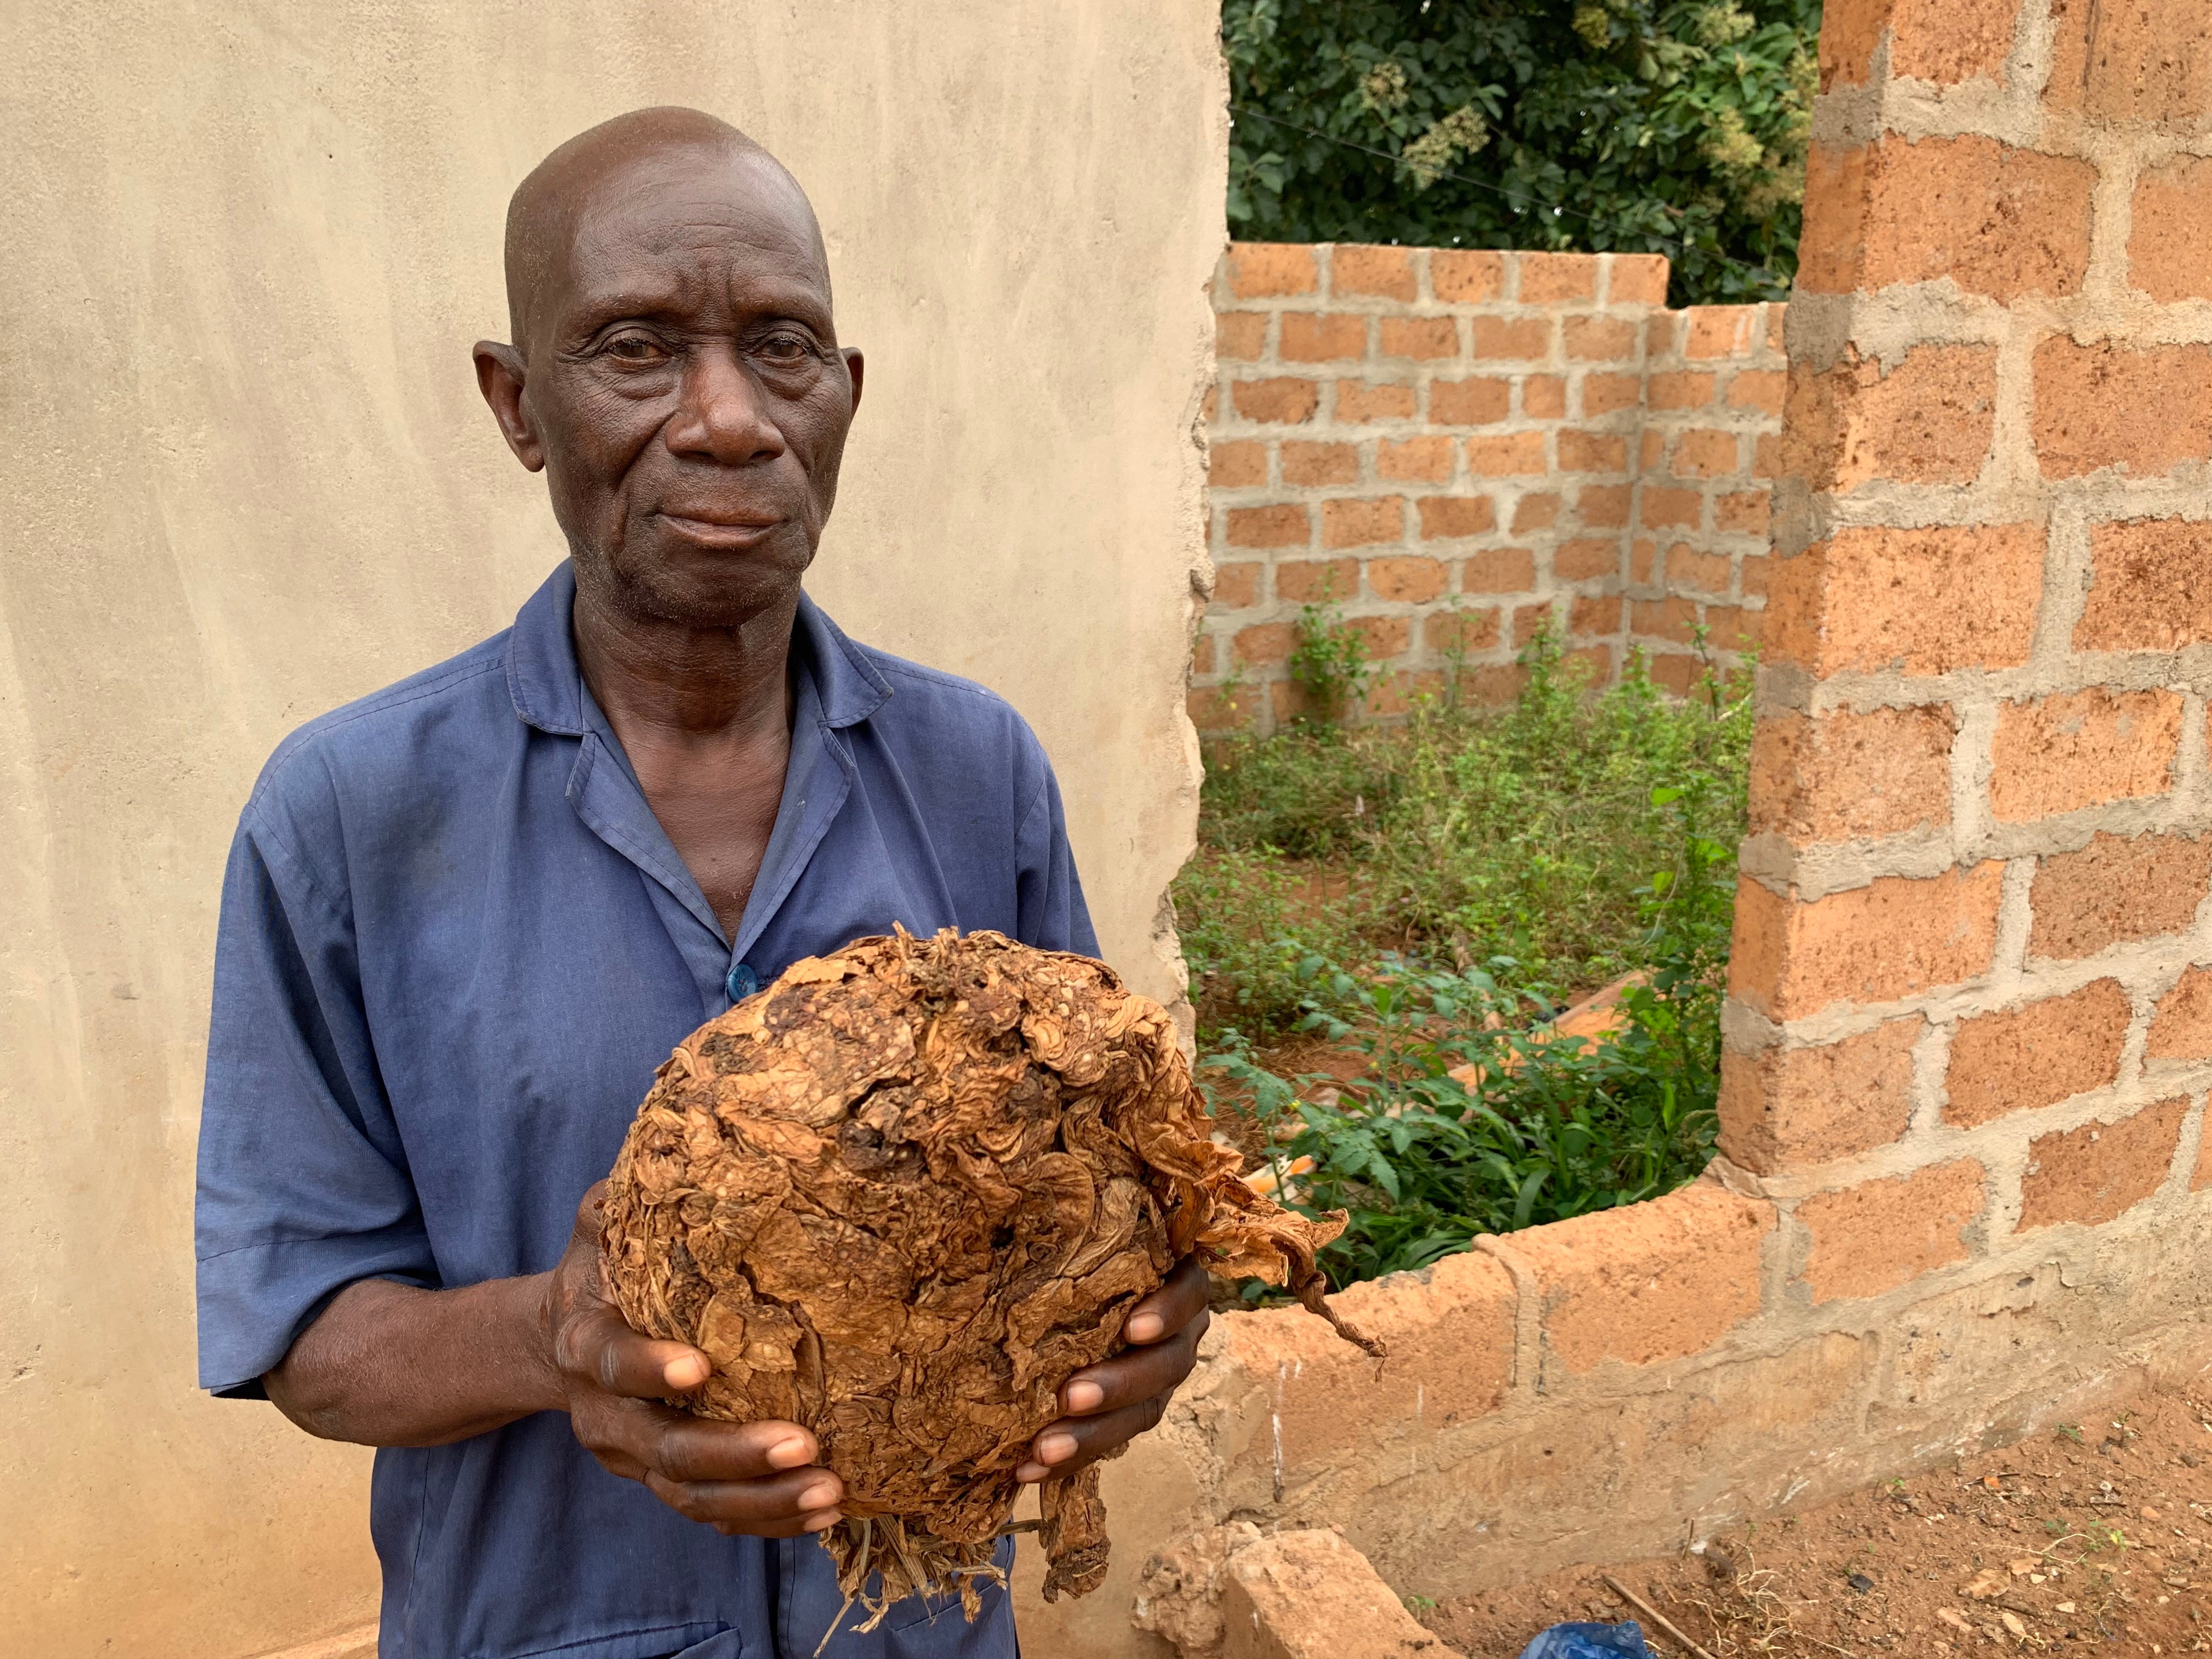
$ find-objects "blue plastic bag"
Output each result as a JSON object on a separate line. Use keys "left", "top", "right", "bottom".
{"left": 1515, "top": 1621, "right": 1658, "bottom": 1659}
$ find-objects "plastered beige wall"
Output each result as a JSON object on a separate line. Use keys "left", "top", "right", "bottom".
{"left": 0, "top": 4, "right": 1224, "bottom": 1654}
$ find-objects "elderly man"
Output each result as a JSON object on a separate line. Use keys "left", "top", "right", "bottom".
{"left": 194, "top": 108, "right": 1208, "bottom": 1659}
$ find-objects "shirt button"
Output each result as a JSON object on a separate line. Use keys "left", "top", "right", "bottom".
{"left": 725, "top": 962, "right": 760, "bottom": 1002}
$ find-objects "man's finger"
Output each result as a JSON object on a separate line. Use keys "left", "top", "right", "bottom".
{"left": 1057, "top": 1308, "right": 1206, "bottom": 1416}
{"left": 647, "top": 1415, "right": 823, "bottom": 1485}
{"left": 556, "top": 1299, "right": 716, "bottom": 1397}
{"left": 1014, "top": 1396, "right": 1165, "bottom": 1483}
{"left": 643, "top": 1466, "right": 844, "bottom": 1533}
{"left": 1121, "top": 1257, "right": 1209, "bottom": 1345}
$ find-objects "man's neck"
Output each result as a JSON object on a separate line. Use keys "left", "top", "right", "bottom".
{"left": 571, "top": 578, "right": 797, "bottom": 746}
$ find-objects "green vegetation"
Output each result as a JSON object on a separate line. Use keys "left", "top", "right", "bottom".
{"left": 1179, "top": 633, "right": 1753, "bottom": 1280}
{"left": 1224, "top": 0, "right": 1822, "bottom": 305}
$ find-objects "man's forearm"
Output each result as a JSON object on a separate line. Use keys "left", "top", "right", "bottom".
{"left": 266, "top": 1273, "right": 564, "bottom": 1447}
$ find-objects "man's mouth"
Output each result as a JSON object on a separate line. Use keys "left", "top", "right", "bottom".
{"left": 654, "top": 508, "right": 785, "bottom": 549}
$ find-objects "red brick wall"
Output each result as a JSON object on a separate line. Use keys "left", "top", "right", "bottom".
{"left": 1195, "top": 243, "right": 1786, "bottom": 733}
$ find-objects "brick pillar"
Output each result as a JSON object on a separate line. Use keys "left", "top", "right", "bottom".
{"left": 1723, "top": 0, "right": 2212, "bottom": 1282}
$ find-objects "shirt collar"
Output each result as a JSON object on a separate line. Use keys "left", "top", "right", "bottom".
{"left": 504, "top": 560, "right": 893, "bottom": 736}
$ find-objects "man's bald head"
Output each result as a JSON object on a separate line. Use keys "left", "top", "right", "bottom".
{"left": 502, "top": 106, "right": 827, "bottom": 354}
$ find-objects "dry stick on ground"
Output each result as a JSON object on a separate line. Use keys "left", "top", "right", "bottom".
{"left": 1604, "top": 1573, "right": 1720, "bottom": 1659}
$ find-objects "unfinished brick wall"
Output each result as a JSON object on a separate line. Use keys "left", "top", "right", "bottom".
{"left": 1016, "top": 2, "right": 2212, "bottom": 1651}
{"left": 1195, "top": 244, "right": 1786, "bottom": 735}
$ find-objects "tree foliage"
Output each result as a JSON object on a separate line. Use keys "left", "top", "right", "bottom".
{"left": 1224, "top": 0, "right": 1822, "bottom": 304}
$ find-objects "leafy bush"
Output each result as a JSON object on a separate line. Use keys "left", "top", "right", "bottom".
{"left": 1201, "top": 771, "right": 1732, "bottom": 1282}
{"left": 1289, "top": 589, "right": 1379, "bottom": 722}
{"left": 1224, "top": 0, "right": 1821, "bottom": 304}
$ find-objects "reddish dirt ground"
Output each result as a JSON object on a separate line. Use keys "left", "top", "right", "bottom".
{"left": 1421, "top": 1385, "right": 2212, "bottom": 1658}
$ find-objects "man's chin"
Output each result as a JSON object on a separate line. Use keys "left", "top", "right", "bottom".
{"left": 582, "top": 535, "right": 812, "bottom": 631}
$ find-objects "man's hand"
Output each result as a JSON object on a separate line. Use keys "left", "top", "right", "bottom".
{"left": 544, "top": 1183, "right": 843, "bottom": 1537}
{"left": 1014, "top": 1256, "right": 1211, "bottom": 1485}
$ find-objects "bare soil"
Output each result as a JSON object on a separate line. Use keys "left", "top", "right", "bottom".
{"left": 1422, "top": 1384, "right": 2212, "bottom": 1658}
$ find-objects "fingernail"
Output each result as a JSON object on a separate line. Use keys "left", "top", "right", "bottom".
{"left": 1064, "top": 1381, "right": 1105, "bottom": 1412}
{"left": 1036, "top": 1432, "right": 1077, "bottom": 1464}
{"left": 664, "top": 1353, "right": 710, "bottom": 1389}
{"left": 1126, "top": 1314, "right": 1164, "bottom": 1342}
{"left": 768, "top": 1437, "right": 814, "bottom": 1469}
{"left": 798, "top": 1480, "right": 840, "bottom": 1510}
{"left": 804, "top": 1510, "right": 842, "bottom": 1532}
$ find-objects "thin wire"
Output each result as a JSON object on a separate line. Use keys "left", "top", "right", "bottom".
{"left": 1228, "top": 103, "right": 1788, "bottom": 287}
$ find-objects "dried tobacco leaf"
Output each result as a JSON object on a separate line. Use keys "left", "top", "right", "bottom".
{"left": 600, "top": 927, "right": 1377, "bottom": 1631}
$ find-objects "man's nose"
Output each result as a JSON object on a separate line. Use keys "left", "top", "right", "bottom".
{"left": 663, "top": 345, "right": 787, "bottom": 465}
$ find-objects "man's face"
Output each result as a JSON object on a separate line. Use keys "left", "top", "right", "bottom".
{"left": 492, "top": 147, "right": 862, "bottom": 629}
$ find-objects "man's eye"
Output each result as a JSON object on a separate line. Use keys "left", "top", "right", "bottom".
{"left": 758, "top": 335, "right": 814, "bottom": 362}
{"left": 605, "top": 335, "right": 668, "bottom": 363}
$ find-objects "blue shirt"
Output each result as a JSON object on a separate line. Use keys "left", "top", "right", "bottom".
{"left": 195, "top": 562, "right": 1094, "bottom": 1659}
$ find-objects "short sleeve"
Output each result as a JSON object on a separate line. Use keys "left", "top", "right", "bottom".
{"left": 195, "top": 803, "right": 436, "bottom": 1397}
{"left": 1012, "top": 758, "right": 1099, "bottom": 957}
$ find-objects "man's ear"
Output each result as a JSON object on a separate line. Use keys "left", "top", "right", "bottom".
{"left": 472, "top": 342, "right": 545, "bottom": 472}
{"left": 842, "top": 348, "right": 865, "bottom": 419}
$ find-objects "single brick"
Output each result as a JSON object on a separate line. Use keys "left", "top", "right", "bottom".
{"left": 1280, "top": 441, "right": 1359, "bottom": 487}
{"left": 1989, "top": 687, "right": 2183, "bottom": 821}
{"left": 2075, "top": 518, "right": 2212, "bottom": 652}
{"left": 1462, "top": 662, "right": 1530, "bottom": 703}
{"left": 1429, "top": 377, "right": 1512, "bottom": 426}
{"left": 1748, "top": 706, "right": 1955, "bottom": 844}
{"left": 1729, "top": 369, "right": 1787, "bottom": 415}
{"left": 1645, "top": 312, "right": 1684, "bottom": 357}
{"left": 1191, "top": 632, "right": 1215, "bottom": 675}
{"left": 1506, "top": 1181, "right": 1773, "bottom": 1374}
{"left": 1649, "top": 371, "right": 1719, "bottom": 411}
{"left": 1944, "top": 978, "right": 2132, "bottom": 1127}
{"left": 1418, "top": 495, "right": 1498, "bottom": 540}
{"left": 1215, "top": 311, "right": 1268, "bottom": 361}
{"left": 1640, "top": 485, "right": 1703, "bottom": 529}
{"left": 1221, "top": 1528, "right": 1460, "bottom": 1659}
{"left": 1558, "top": 430, "right": 1628, "bottom": 473}
{"left": 1516, "top": 252, "right": 1600, "bottom": 304}
{"left": 1378, "top": 435, "right": 1454, "bottom": 482}
{"left": 1606, "top": 254, "right": 1672, "bottom": 304}
{"left": 1565, "top": 642, "right": 1615, "bottom": 682}
{"left": 1729, "top": 864, "right": 2005, "bottom": 1022}
{"left": 1665, "top": 544, "right": 1734, "bottom": 597}
{"left": 1186, "top": 684, "right": 1251, "bottom": 732}
{"left": 1211, "top": 561, "right": 1262, "bottom": 609}
{"left": 1784, "top": 346, "right": 1998, "bottom": 491}
{"left": 1822, "top": 0, "right": 2017, "bottom": 88}
{"left": 1471, "top": 315, "right": 1553, "bottom": 360}
{"left": 2147, "top": 967, "right": 2212, "bottom": 1063}
{"left": 1363, "top": 668, "right": 1446, "bottom": 719}
{"left": 1583, "top": 373, "right": 1644, "bottom": 416}
{"left": 2130, "top": 155, "right": 2212, "bottom": 303}
{"left": 1799, "top": 1160, "right": 1985, "bottom": 1303}
{"left": 1555, "top": 538, "right": 1620, "bottom": 583}
{"left": 1565, "top": 315, "right": 1640, "bottom": 361}
{"left": 2029, "top": 832, "right": 2212, "bottom": 961}
{"left": 1739, "top": 551, "right": 1768, "bottom": 595}
{"left": 1231, "top": 377, "right": 1320, "bottom": 425}
{"left": 1466, "top": 432, "right": 1549, "bottom": 476}
{"left": 1426, "top": 607, "right": 1501, "bottom": 653}
{"left": 1762, "top": 525, "right": 2042, "bottom": 676}
{"left": 2019, "top": 1098, "right": 2190, "bottom": 1231}
{"left": 1349, "top": 614, "right": 1410, "bottom": 657}
{"left": 1233, "top": 621, "right": 1296, "bottom": 666}
{"left": 1431, "top": 249, "right": 1505, "bottom": 303}
{"left": 1334, "top": 380, "right": 1416, "bottom": 423}
{"left": 1365, "top": 555, "right": 1447, "bottom": 603}
{"left": 1570, "top": 593, "right": 1624, "bottom": 637}
{"left": 1673, "top": 428, "right": 1743, "bottom": 478}
{"left": 2047, "top": 0, "right": 2212, "bottom": 125}
{"left": 1638, "top": 430, "right": 1666, "bottom": 471}
{"left": 1797, "top": 137, "right": 2094, "bottom": 301}
{"left": 1226, "top": 243, "right": 1318, "bottom": 299}
{"left": 1209, "top": 441, "right": 1269, "bottom": 488}
{"left": 1462, "top": 548, "right": 1537, "bottom": 592}
{"left": 1753, "top": 434, "right": 1782, "bottom": 478}
{"left": 1225, "top": 503, "right": 1310, "bottom": 549}
{"left": 1321, "top": 496, "right": 1406, "bottom": 550}
{"left": 1647, "top": 653, "right": 1701, "bottom": 696}
{"left": 1684, "top": 306, "right": 1759, "bottom": 359}
{"left": 1523, "top": 375, "right": 1567, "bottom": 418}
{"left": 1330, "top": 243, "right": 1415, "bottom": 300}
{"left": 2034, "top": 338, "right": 2212, "bottom": 478}
{"left": 1513, "top": 493, "right": 1561, "bottom": 533}
{"left": 1379, "top": 315, "right": 1460, "bottom": 361}
{"left": 1706, "top": 605, "right": 1759, "bottom": 651}
{"left": 1630, "top": 596, "right": 1699, "bottom": 644}
{"left": 1578, "top": 483, "right": 1632, "bottom": 529}
{"left": 1716, "top": 490, "right": 1771, "bottom": 534}
{"left": 1277, "top": 311, "right": 1367, "bottom": 363}
{"left": 1514, "top": 601, "right": 1560, "bottom": 647}
{"left": 1718, "top": 1019, "right": 1921, "bottom": 1174}
{"left": 1273, "top": 557, "right": 1359, "bottom": 603}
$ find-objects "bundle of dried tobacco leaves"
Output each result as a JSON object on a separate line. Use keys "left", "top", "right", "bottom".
{"left": 600, "top": 927, "right": 1376, "bottom": 1633}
